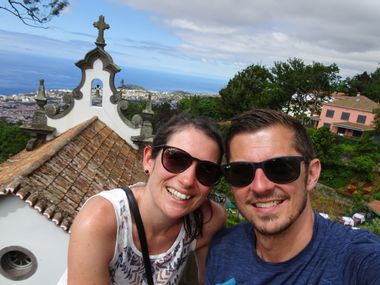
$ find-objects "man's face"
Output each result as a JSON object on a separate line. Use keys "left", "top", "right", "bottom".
{"left": 228, "top": 125, "right": 317, "bottom": 236}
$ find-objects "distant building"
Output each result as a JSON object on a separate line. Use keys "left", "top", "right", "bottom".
{"left": 317, "top": 93, "right": 380, "bottom": 137}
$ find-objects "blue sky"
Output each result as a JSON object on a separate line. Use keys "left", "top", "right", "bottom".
{"left": 1, "top": 0, "right": 380, "bottom": 94}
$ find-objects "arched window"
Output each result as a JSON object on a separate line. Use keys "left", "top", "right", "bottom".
{"left": 91, "top": 79, "right": 103, "bottom": 107}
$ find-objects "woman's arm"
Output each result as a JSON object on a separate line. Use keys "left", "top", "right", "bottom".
{"left": 195, "top": 201, "right": 227, "bottom": 285}
{"left": 67, "top": 196, "right": 117, "bottom": 285}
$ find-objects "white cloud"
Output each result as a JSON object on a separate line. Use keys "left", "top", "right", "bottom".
{"left": 3, "top": 0, "right": 380, "bottom": 82}
{"left": 272, "top": 32, "right": 289, "bottom": 43}
{"left": 165, "top": 19, "right": 236, "bottom": 34}
{"left": 0, "top": 29, "right": 95, "bottom": 62}
{"left": 118, "top": 0, "right": 380, "bottom": 77}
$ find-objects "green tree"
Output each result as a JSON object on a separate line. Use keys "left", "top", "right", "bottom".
{"left": 342, "top": 72, "right": 371, "bottom": 96}
{"left": 152, "top": 101, "right": 178, "bottom": 131}
{"left": 306, "top": 62, "right": 340, "bottom": 116}
{"left": 121, "top": 100, "right": 179, "bottom": 133}
{"left": 272, "top": 58, "right": 340, "bottom": 124}
{"left": 310, "top": 126, "right": 337, "bottom": 162}
{"left": 272, "top": 58, "right": 310, "bottom": 117}
{"left": 335, "top": 77, "right": 348, "bottom": 94}
{"left": 364, "top": 67, "right": 380, "bottom": 103}
{"left": 0, "top": 0, "right": 68, "bottom": 27}
{"left": 340, "top": 68, "right": 380, "bottom": 102}
{"left": 121, "top": 100, "right": 146, "bottom": 121}
{"left": 373, "top": 108, "right": 380, "bottom": 134}
{"left": 0, "top": 120, "right": 29, "bottom": 162}
{"left": 178, "top": 96, "right": 203, "bottom": 116}
{"left": 218, "top": 64, "right": 277, "bottom": 119}
{"left": 178, "top": 95, "right": 222, "bottom": 121}
{"left": 355, "top": 134, "right": 379, "bottom": 156}
{"left": 349, "top": 156, "right": 376, "bottom": 181}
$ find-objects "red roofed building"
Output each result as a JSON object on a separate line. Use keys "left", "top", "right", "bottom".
{"left": 317, "top": 93, "right": 379, "bottom": 137}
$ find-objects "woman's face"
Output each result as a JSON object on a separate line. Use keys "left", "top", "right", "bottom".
{"left": 144, "top": 126, "right": 221, "bottom": 220}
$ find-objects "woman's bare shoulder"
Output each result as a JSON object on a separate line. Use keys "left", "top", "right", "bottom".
{"left": 67, "top": 196, "right": 118, "bottom": 283}
{"left": 71, "top": 196, "right": 117, "bottom": 238}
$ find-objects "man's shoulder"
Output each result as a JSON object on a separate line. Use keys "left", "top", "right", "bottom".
{"left": 211, "top": 222, "right": 252, "bottom": 247}
{"left": 208, "top": 222, "right": 254, "bottom": 264}
{"left": 217, "top": 221, "right": 251, "bottom": 236}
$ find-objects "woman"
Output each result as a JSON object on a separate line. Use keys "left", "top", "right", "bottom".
{"left": 59, "top": 113, "right": 226, "bottom": 285}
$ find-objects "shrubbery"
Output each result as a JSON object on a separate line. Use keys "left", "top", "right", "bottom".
{"left": 0, "top": 120, "right": 29, "bottom": 163}
{"left": 361, "top": 218, "right": 380, "bottom": 237}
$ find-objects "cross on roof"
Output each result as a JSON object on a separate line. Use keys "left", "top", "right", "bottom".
{"left": 93, "top": 15, "right": 110, "bottom": 48}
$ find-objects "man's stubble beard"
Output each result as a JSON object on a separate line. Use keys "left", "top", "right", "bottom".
{"left": 254, "top": 185, "right": 309, "bottom": 237}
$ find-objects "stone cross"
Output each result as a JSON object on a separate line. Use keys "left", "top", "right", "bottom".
{"left": 93, "top": 15, "right": 109, "bottom": 47}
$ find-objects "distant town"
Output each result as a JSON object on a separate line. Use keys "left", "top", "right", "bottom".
{"left": 0, "top": 84, "right": 215, "bottom": 124}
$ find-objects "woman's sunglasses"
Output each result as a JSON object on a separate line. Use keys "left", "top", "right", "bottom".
{"left": 221, "top": 156, "right": 305, "bottom": 187}
{"left": 153, "top": 145, "right": 222, "bottom": 186}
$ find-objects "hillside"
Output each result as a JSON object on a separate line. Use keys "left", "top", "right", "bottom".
{"left": 311, "top": 183, "right": 353, "bottom": 219}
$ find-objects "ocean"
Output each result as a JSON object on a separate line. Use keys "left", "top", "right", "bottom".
{"left": 0, "top": 51, "right": 228, "bottom": 96}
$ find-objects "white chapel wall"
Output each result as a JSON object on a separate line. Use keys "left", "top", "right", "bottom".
{"left": 0, "top": 196, "right": 69, "bottom": 285}
{"left": 47, "top": 58, "right": 140, "bottom": 148}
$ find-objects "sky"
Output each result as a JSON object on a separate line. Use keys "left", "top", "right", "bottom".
{"left": 1, "top": 0, "right": 380, "bottom": 94}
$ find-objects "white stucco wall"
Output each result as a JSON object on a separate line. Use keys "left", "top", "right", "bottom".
{"left": 0, "top": 195, "right": 69, "bottom": 285}
{"left": 47, "top": 58, "right": 140, "bottom": 147}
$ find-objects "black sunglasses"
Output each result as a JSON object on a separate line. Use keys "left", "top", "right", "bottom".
{"left": 221, "top": 156, "right": 305, "bottom": 187}
{"left": 153, "top": 145, "right": 221, "bottom": 186}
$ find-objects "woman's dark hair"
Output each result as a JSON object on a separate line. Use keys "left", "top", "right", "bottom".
{"left": 152, "top": 113, "right": 224, "bottom": 163}
{"left": 151, "top": 113, "right": 224, "bottom": 240}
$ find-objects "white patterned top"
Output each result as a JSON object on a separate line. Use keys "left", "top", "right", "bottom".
{"left": 98, "top": 187, "right": 197, "bottom": 285}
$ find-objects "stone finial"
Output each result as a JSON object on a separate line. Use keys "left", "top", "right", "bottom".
{"left": 140, "top": 120, "right": 153, "bottom": 139}
{"left": 93, "top": 15, "right": 109, "bottom": 48}
{"left": 21, "top": 79, "right": 55, "bottom": 151}
{"left": 131, "top": 94, "right": 155, "bottom": 148}
{"left": 142, "top": 93, "right": 154, "bottom": 116}
{"left": 32, "top": 79, "right": 48, "bottom": 127}
{"left": 35, "top": 79, "right": 47, "bottom": 108}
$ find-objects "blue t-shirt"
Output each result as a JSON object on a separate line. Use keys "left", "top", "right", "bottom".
{"left": 206, "top": 213, "right": 380, "bottom": 285}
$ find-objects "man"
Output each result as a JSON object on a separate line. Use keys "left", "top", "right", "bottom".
{"left": 206, "top": 109, "right": 380, "bottom": 285}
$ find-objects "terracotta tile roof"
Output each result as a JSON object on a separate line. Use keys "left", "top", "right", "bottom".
{"left": 324, "top": 95, "right": 379, "bottom": 113}
{"left": 368, "top": 200, "right": 380, "bottom": 216}
{"left": 0, "top": 117, "right": 146, "bottom": 232}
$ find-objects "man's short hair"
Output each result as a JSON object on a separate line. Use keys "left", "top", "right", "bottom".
{"left": 225, "top": 109, "right": 316, "bottom": 163}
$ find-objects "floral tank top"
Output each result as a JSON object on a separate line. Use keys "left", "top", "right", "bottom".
{"left": 97, "top": 187, "right": 197, "bottom": 285}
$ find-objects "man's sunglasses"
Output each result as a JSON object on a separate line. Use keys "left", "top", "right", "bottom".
{"left": 154, "top": 145, "right": 222, "bottom": 186}
{"left": 221, "top": 156, "right": 305, "bottom": 187}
